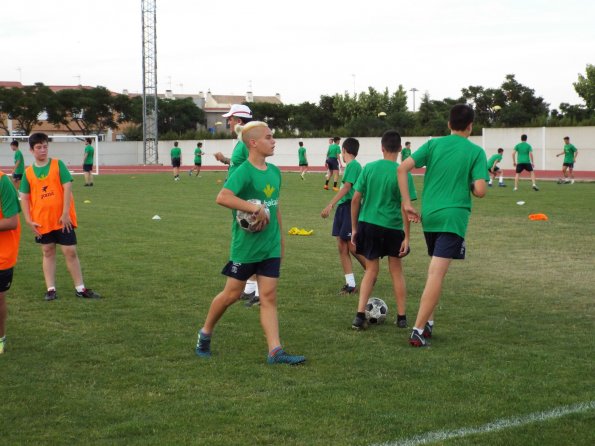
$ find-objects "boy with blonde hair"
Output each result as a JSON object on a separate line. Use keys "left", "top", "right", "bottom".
{"left": 195, "top": 122, "right": 305, "bottom": 365}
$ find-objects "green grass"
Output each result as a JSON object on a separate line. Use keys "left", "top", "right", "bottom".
{"left": 1, "top": 172, "right": 594, "bottom": 445}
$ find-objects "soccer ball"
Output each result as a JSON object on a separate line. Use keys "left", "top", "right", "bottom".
{"left": 365, "top": 297, "right": 388, "bottom": 324}
{"left": 236, "top": 199, "right": 270, "bottom": 232}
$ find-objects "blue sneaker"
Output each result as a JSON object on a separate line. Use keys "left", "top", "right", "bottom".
{"left": 267, "top": 349, "right": 306, "bottom": 365}
{"left": 423, "top": 322, "right": 433, "bottom": 338}
{"left": 195, "top": 331, "right": 212, "bottom": 358}
{"left": 409, "top": 329, "right": 429, "bottom": 347}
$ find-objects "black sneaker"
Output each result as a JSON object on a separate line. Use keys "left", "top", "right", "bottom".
{"left": 409, "top": 329, "right": 429, "bottom": 347}
{"left": 395, "top": 316, "right": 408, "bottom": 329}
{"left": 422, "top": 322, "right": 433, "bottom": 338}
{"left": 245, "top": 294, "right": 260, "bottom": 307}
{"left": 195, "top": 331, "right": 212, "bottom": 358}
{"left": 351, "top": 314, "right": 368, "bottom": 330}
{"left": 498, "top": 183, "right": 507, "bottom": 187}
{"left": 339, "top": 284, "right": 357, "bottom": 295}
{"left": 75, "top": 288, "right": 101, "bottom": 299}
{"left": 239, "top": 290, "right": 255, "bottom": 301}
{"left": 44, "top": 290, "right": 57, "bottom": 301}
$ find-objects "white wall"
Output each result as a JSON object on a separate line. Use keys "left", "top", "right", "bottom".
{"left": 2, "top": 127, "right": 593, "bottom": 171}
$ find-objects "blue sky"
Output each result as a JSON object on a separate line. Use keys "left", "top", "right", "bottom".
{"left": 2, "top": 0, "right": 594, "bottom": 110}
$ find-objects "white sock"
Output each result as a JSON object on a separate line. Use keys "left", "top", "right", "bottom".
{"left": 75, "top": 284, "right": 85, "bottom": 292}
{"left": 488, "top": 179, "right": 493, "bottom": 185}
{"left": 427, "top": 320, "right": 434, "bottom": 327}
{"left": 345, "top": 273, "right": 356, "bottom": 288}
{"left": 413, "top": 327, "right": 424, "bottom": 335}
{"left": 244, "top": 280, "right": 256, "bottom": 294}
{"left": 499, "top": 174, "right": 503, "bottom": 183}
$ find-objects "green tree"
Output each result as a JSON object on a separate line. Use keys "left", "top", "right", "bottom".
{"left": 48, "top": 86, "right": 132, "bottom": 136}
{"left": 0, "top": 83, "right": 55, "bottom": 135}
{"left": 573, "top": 64, "right": 595, "bottom": 111}
{"left": 157, "top": 97, "right": 204, "bottom": 135}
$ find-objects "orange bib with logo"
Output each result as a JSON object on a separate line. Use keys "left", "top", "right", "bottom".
{"left": 0, "top": 171, "right": 21, "bottom": 269}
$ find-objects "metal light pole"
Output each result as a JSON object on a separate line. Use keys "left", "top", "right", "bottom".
{"left": 409, "top": 87, "right": 419, "bottom": 112}
{"left": 141, "top": 0, "right": 159, "bottom": 165}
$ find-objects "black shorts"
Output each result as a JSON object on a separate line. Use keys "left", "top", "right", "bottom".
{"left": 355, "top": 221, "right": 409, "bottom": 260}
{"left": 332, "top": 201, "right": 353, "bottom": 241}
{"left": 326, "top": 157, "right": 339, "bottom": 171}
{"left": 35, "top": 228, "right": 78, "bottom": 246}
{"left": 488, "top": 166, "right": 500, "bottom": 173}
{"left": 12, "top": 173, "right": 23, "bottom": 180}
{"left": 563, "top": 162, "right": 574, "bottom": 168}
{"left": 0, "top": 268, "right": 14, "bottom": 293}
{"left": 83, "top": 163, "right": 93, "bottom": 172}
{"left": 194, "top": 162, "right": 202, "bottom": 166}
{"left": 299, "top": 163, "right": 308, "bottom": 167}
{"left": 424, "top": 232, "right": 466, "bottom": 259}
{"left": 516, "top": 163, "right": 533, "bottom": 173}
{"left": 172, "top": 158, "right": 181, "bottom": 168}
{"left": 221, "top": 258, "right": 281, "bottom": 281}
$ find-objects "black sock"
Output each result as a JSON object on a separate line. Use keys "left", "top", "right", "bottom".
{"left": 333, "top": 182, "right": 337, "bottom": 187}
{"left": 325, "top": 180, "right": 329, "bottom": 186}
{"left": 397, "top": 314, "right": 407, "bottom": 321}
{"left": 357, "top": 312, "right": 366, "bottom": 319}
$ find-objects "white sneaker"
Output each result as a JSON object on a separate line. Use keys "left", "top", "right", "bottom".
{"left": 513, "top": 187, "right": 518, "bottom": 191}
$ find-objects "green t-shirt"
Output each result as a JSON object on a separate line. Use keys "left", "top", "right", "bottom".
{"left": 487, "top": 153, "right": 502, "bottom": 170}
{"left": 298, "top": 147, "right": 307, "bottom": 164}
{"left": 194, "top": 147, "right": 204, "bottom": 163}
{"left": 326, "top": 144, "right": 341, "bottom": 159}
{"left": 13, "top": 150, "right": 25, "bottom": 175}
{"left": 337, "top": 159, "right": 362, "bottom": 205}
{"left": 84, "top": 145, "right": 94, "bottom": 164}
{"left": 228, "top": 140, "right": 249, "bottom": 178}
{"left": 353, "top": 159, "right": 417, "bottom": 230}
{"left": 20, "top": 159, "right": 73, "bottom": 194}
{"left": 224, "top": 161, "right": 282, "bottom": 263}
{"left": 411, "top": 134, "right": 488, "bottom": 238}
{"left": 514, "top": 142, "right": 532, "bottom": 164}
{"left": 0, "top": 173, "right": 21, "bottom": 217}
{"left": 170, "top": 147, "right": 181, "bottom": 159}
{"left": 563, "top": 144, "right": 577, "bottom": 164}
{"left": 401, "top": 148, "right": 411, "bottom": 162}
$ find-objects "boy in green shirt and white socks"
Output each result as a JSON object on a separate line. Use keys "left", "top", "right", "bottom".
{"left": 487, "top": 148, "right": 506, "bottom": 187}
{"left": 350, "top": 130, "right": 417, "bottom": 330}
{"left": 321, "top": 138, "right": 366, "bottom": 294}
{"left": 398, "top": 104, "right": 488, "bottom": 347}
{"left": 556, "top": 136, "right": 578, "bottom": 184}
{"left": 195, "top": 121, "right": 305, "bottom": 365}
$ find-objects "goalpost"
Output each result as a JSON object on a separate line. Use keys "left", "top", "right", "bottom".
{"left": 0, "top": 134, "right": 100, "bottom": 175}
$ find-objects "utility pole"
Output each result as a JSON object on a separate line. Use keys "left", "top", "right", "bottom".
{"left": 141, "top": 0, "right": 158, "bottom": 164}
{"left": 409, "top": 88, "right": 419, "bottom": 112}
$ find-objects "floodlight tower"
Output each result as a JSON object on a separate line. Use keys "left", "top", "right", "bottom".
{"left": 141, "top": 0, "right": 158, "bottom": 164}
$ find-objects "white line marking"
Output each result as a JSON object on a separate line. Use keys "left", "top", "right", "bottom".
{"left": 371, "top": 401, "right": 595, "bottom": 446}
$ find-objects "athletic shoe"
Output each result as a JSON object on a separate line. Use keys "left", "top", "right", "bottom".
{"left": 488, "top": 182, "right": 493, "bottom": 187}
{"left": 267, "top": 349, "right": 306, "bottom": 365}
{"left": 0, "top": 336, "right": 5, "bottom": 355}
{"left": 323, "top": 185, "right": 329, "bottom": 190}
{"left": 564, "top": 179, "right": 571, "bottom": 184}
{"left": 332, "top": 187, "right": 339, "bottom": 192}
{"left": 513, "top": 187, "right": 518, "bottom": 191}
{"left": 44, "top": 290, "right": 57, "bottom": 301}
{"left": 532, "top": 184, "right": 539, "bottom": 191}
{"left": 245, "top": 294, "right": 260, "bottom": 308}
{"left": 422, "top": 322, "right": 433, "bottom": 338}
{"left": 75, "top": 288, "right": 101, "bottom": 299}
{"left": 188, "top": 170, "right": 192, "bottom": 176}
{"left": 571, "top": 179, "right": 575, "bottom": 184}
{"left": 409, "top": 330, "right": 428, "bottom": 347}
{"left": 498, "top": 183, "right": 507, "bottom": 187}
{"left": 339, "top": 284, "right": 357, "bottom": 295}
{"left": 351, "top": 314, "right": 368, "bottom": 330}
{"left": 239, "top": 290, "right": 255, "bottom": 301}
{"left": 300, "top": 175, "right": 304, "bottom": 180}
{"left": 195, "top": 331, "right": 211, "bottom": 358}
{"left": 395, "top": 317, "right": 408, "bottom": 329}
{"left": 84, "top": 184, "right": 90, "bottom": 187}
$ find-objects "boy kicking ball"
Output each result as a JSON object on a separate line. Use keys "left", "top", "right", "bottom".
{"left": 195, "top": 121, "right": 305, "bottom": 365}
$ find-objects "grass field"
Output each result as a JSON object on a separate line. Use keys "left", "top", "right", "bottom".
{"left": 1, "top": 171, "right": 594, "bottom": 445}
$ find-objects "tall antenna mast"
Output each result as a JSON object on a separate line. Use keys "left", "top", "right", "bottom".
{"left": 141, "top": 0, "right": 158, "bottom": 164}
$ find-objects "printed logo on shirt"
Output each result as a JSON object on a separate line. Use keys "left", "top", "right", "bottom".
{"left": 40, "top": 185, "right": 55, "bottom": 199}
{"left": 263, "top": 184, "right": 275, "bottom": 198}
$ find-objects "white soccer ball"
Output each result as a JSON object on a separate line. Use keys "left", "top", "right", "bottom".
{"left": 365, "top": 297, "right": 388, "bottom": 324}
{"left": 236, "top": 199, "right": 270, "bottom": 233}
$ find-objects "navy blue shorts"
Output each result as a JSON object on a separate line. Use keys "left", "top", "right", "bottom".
{"left": 516, "top": 163, "right": 533, "bottom": 173}
{"left": 171, "top": 158, "right": 181, "bottom": 168}
{"left": 299, "top": 163, "right": 308, "bottom": 167}
{"left": 332, "top": 201, "right": 353, "bottom": 241}
{"left": 488, "top": 166, "right": 500, "bottom": 173}
{"left": 35, "top": 228, "right": 78, "bottom": 246}
{"left": 194, "top": 162, "right": 202, "bottom": 166}
{"left": 326, "top": 157, "right": 339, "bottom": 171}
{"left": 83, "top": 163, "right": 93, "bottom": 172}
{"left": 355, "top": 221, "right": 409, "bottom": 260}
{"left": 563, "top": 162, "right": 574, "bottom": 168}
{"left": 0, "top": 268, "right": 14, "bottom": 293}
{"left": 12, "top": 173, "right": 23, "bottom": 180}
{"left": 424, "top": 232, "right": 466, "bottom": 259}
{"left": 221, "top": 258, "right": 281, "bottom": 280}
